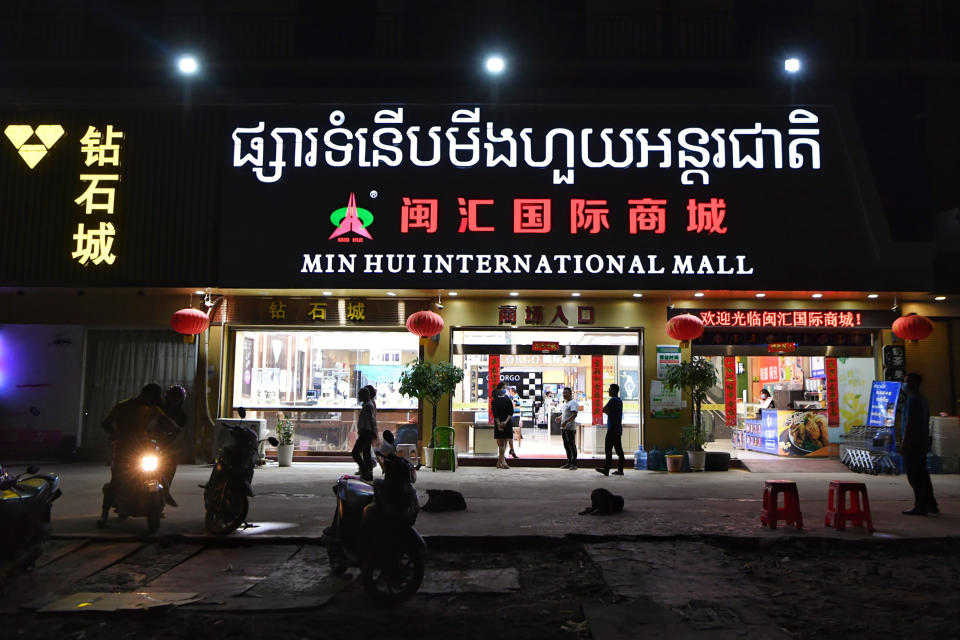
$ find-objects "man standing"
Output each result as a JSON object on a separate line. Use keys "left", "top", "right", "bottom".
{"left": 560, "top": 387, "right": 579, "bottom": 470}
{"left": 491, "top": 382, "right": 515, "bottom": 469}
{"left": 900, "top": 373, "right": 938, "bottom": 515}
{"left": 597, "top": 383, "right": 624, "bottom": 476}
{"left": 160, "top": 385, "right": 188, "bottom": 507}
{"left": 352, "top": 386, "right": 377, "bottom": 481}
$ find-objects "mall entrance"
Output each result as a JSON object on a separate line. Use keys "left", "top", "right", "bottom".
{"left": 450, "top": 328, "right": 642, "bottom": 458}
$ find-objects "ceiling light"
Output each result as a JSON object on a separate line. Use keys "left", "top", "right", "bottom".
{"left": 694, "top": 292, "right": 704, "bottom": 298}
{"left": 322, "top": 291, "right": 332, "bottom": 296}
{"left": 935, "top": 296, "right": 947, "bottom": 301}
{"left": 448, "top": 291, "right": 458, "bottom": 296}
{"left": 755, "top": 293, "right": 766, "bottom": 298}
{"left": 632, "top": 293, "right": 643, "bottom": 298}
{"left": 509, "top": 292, "right": 519, "bottom": 297}
{"left": 571, "top": 292, "right": 581, "bottom": 297}
{"left": 812, "top": 293, "right": 822, "bottom": 299}
{"left": 867, "top": 294, "right": 878, "bottom": 299}
{"left": 386, "top": 291, "right": 396, "bottom": 296}
{"left": 784, "top": 57, "right": 801, "bottom": 73}
{"left": 194, "top": 290, "right": 205, "bottom": 295}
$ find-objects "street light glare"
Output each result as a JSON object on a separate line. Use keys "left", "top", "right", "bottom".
{"left": 784, "top": 57, "right": 801, "bottom": 73}
{"left": 178, "top": 55, "right": 199, "bottom": 75}
{"left": 485, "top": 56, "right": 505, "bottom": 74}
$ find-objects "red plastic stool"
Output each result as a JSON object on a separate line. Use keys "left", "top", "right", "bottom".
{"left": 824, "top": 480, "right": 874, "bottom": 532}
{"left": 760, "top": 480, "right": 803, "bottom": 529}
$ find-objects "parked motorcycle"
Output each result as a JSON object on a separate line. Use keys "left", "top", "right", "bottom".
{"left": 322, "top": 454, "right": 426, "bottom": 604}
{"left": 0, "top": 464, "right": 62, "bottom": 577}
{"left": 203, "top": 407, "right": 279, "bottom": 535}
{"left": 98, "top": 439, "right": 166, "bottom": 533}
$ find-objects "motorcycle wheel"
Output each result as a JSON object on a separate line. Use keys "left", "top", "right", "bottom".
{"left": 361, "top": 547, "right": 425, "bottom": 605}
{"left": 146, "top": 494, "right": 163, "bottom": 534}
{"left": 204, "top": 485, "right": 249, "bottom": 535}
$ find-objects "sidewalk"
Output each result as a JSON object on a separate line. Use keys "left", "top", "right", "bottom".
{"left": 11, "top": 461, "right": 958, "bottom": 541}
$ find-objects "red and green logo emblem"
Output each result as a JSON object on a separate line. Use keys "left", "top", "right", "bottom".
{"left": 329, "top": 192, "right": 373, "bottom": 242}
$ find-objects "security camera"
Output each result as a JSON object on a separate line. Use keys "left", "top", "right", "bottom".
{"left": 891, "top": 303, "right": 900, "bottom": 313}
{"left": 667, "top": 303, "right": 675, "bottom": 310}
{"left": 435, "top": 302, "right": 444, "bottom": 310}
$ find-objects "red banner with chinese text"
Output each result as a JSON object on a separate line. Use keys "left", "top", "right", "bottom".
{"left": 825, "top": 357, "right": 839, "bottom": 426}
{"left": 591, "top": 355, "right": 604, "bottom": 426}
{"left": 488, "top": 354, "right": 500, "bottom": 423}
{"left": 724, "top": 356, "right": 737, "bottom": 426}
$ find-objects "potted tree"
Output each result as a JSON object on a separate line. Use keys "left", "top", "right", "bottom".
{"left": 275, "top": 413, "right": 295, "bottom": 467}
{"left": 663, "top": 357, "right": 719, "bottom": 472}
{"left": 399, "top": 359, "right": 464, "bottom": 468}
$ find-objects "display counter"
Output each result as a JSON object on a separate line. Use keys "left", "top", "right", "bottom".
{"left": 246, "top": 407, "right": 418, "bottom": 453}
{"left": 745, "top": 409, "right": 830, "bottom": 457}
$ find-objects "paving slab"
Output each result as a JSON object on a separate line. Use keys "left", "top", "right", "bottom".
{"left": 239, "top": 544, "right": 355, "bottom": 610}
{"left": 144, "top": 544, "right": 299, "bottom": 609}
{"left": 419, "top": 568, "right": 521, "bottom": 593}
{"left": 37, "top": 591, "right": 201, "bottom": 612}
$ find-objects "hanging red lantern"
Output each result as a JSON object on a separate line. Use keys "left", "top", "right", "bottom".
{"left": 892, "top": 313, "right": 933, "bottom": 342}
{"left": 666, "top": 313, "right": 705, "bottom": 342}
{"left": 170, "top": 308, "right": 210, "bottom": 335}
{"left": 406, "top": 309, "right": 444, "bottom": 338}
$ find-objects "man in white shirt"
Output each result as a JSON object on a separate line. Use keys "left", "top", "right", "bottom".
{"left": 560, "top": 387, "right": 579, "bottom": 470}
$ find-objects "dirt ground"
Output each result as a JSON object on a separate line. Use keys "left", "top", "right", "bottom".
{"left": 8, "top": 537, "right": 960, "bottom": 640}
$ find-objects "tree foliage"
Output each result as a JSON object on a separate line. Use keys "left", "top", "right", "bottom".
{"left": 399, "top": 359, "right": 464, "bottom": 446}
{"left": 663, "top": 357, "right": 719, "bottom": 451}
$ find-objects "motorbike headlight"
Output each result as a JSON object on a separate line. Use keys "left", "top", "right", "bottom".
{"left": 141, "top": 455, "right": 159, "bottom": 472}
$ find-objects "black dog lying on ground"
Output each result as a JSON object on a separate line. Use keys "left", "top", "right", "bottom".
{"left": 421, "top": 489, "right": 467, "bottom": 512}
{"left": 579, "top": 488, "right": 624, "bottom": 515}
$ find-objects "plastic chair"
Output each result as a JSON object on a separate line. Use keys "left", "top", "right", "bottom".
{"left": 760, "top": 479, "right": 803, "bottom": 529}
{"left": 431, "top": 426, "right": 457, "bottom": 472}
{"left": 824, "top": 480, "right": 874, "bottom": 532}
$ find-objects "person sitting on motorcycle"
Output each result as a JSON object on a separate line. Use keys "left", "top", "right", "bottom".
{"left": 97, "top": 383, "right": 180, "bottom": 526}
{"left": 160, "top": 384, "right": 188, "bottom": 507}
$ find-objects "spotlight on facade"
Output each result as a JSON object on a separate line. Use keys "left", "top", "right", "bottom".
{"left": 485, "top": 56, "right": 506, "bottom": 75}
{"left": 177, "top": 55, "right": 200, "bottom": 75}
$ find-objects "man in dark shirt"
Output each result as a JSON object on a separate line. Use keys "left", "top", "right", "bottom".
{"left": 597, "top": 384, "right": 625, "bottom": 476}
{"left": 491, "top": 382, "right": 515, "bottom": 469}
{"left": 899, "top": 373, "right": 938, "bottom": 515}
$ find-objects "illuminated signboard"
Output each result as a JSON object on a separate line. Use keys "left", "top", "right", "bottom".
{"left": 0, "top": 102, "right": 935, "bottom": 290}
{"left": 668, "top": 308, "right": 897, "bottom": 329}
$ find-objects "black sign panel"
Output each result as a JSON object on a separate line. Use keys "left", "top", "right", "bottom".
{"left": 0, "top": 102, "right": 932, "bottom": 291}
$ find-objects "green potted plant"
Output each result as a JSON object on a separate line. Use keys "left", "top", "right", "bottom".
{"left": 663, "top": 357, "right": 719, "bottom": 472}
{"left": 399, "top": 359, "right": 464, "bottom": 467}
{"left": 275, "top": 413, "right": 295, "bottom": 467}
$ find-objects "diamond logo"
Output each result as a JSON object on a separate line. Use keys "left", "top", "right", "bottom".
{"left": 4, "top": 124, "right": 65, "bottom": 169}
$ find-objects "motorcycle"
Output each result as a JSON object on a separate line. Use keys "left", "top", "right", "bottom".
{"left": 0, "top": 464, "right": 62, "bottom": 577}
{"left": 98, "top": 438, "right": 166, "bottom": 533}
{"left": 203, "top": 407, "right": 279, "bottom": 535}
{"left": 322, "top": 453, "right": 426, "bottom": 604}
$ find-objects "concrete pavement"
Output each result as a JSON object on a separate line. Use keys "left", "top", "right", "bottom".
{"left": 11, "top": 461, "right": 959, "bottom": 541}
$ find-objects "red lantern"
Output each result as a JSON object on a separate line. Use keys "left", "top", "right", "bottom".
{"left": 666, "top": 313, "right": 705, "bottom": 342}
{"left": 892, "top": 313, "right": 933, "bottom": 342}
{"left": 171, "top": 308, "right": 210, "bottom": 335}
{"left": 406, "top": 310, "right": 444, "bottom": 338}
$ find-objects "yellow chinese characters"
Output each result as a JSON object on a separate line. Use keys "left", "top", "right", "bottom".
{"left": 72, "top": 125, "right": 123, "bottom": 267}
{"left": 346, "top": 302, "right": 366, "bottom": 321}
{"left": 307, "top": 303, "right": 327, "bottom": 320}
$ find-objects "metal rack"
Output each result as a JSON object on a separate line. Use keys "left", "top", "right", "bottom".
{"left": 839, "top": 426, "right": 899, "bottom": 475}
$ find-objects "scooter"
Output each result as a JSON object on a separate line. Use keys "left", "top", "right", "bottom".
{"left": 203, "top": 407, "right": 279, "bottom": 535}
{"left": 0, "top": 464, "right": 62, "bottom": 577}
{"left": 322, "top": 454, "right": 426, "bottom": 604}
{"left": 98, "top": 439, "right": 166, "bottom": 533}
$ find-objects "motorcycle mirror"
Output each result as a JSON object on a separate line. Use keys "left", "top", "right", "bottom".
{"left": 267, "top": 437, "right": 279, "bottom": 446}
{"left": 237, "top": 407, "right": 247, "bottom": 419}
{"left": 26, "top": 465, "right": 39, "bottom": 475}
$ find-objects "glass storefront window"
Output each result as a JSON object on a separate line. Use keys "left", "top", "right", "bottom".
{"left": 229, "top": 329, "right": 420, "bottom": 453}
{"left": 232, "top": 329, "right": 419, "bottom": 409}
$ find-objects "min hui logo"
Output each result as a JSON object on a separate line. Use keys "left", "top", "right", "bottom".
{"left": 328, "top": 192, "right": 373, "bottom": 243}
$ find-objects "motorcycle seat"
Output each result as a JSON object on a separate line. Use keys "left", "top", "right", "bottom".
{"left": 343, "top": 478, "right": 375, "bottom": 510}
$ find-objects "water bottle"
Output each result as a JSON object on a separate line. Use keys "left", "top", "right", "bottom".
{"left": 633, "top": 447, "right": 647, "bottom": 470}
{"left": 648, "top": 445, "right": 665, "bottom": 472}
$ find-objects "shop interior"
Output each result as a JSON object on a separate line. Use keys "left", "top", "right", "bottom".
{"left": 451, "top": 329, "right": 642, "bottom": 457}
{"left": 229, "top": 329, "right": 420, "bottom": 453}
{"left": 700, "top": 354, "right": 877, "bottom": 458}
